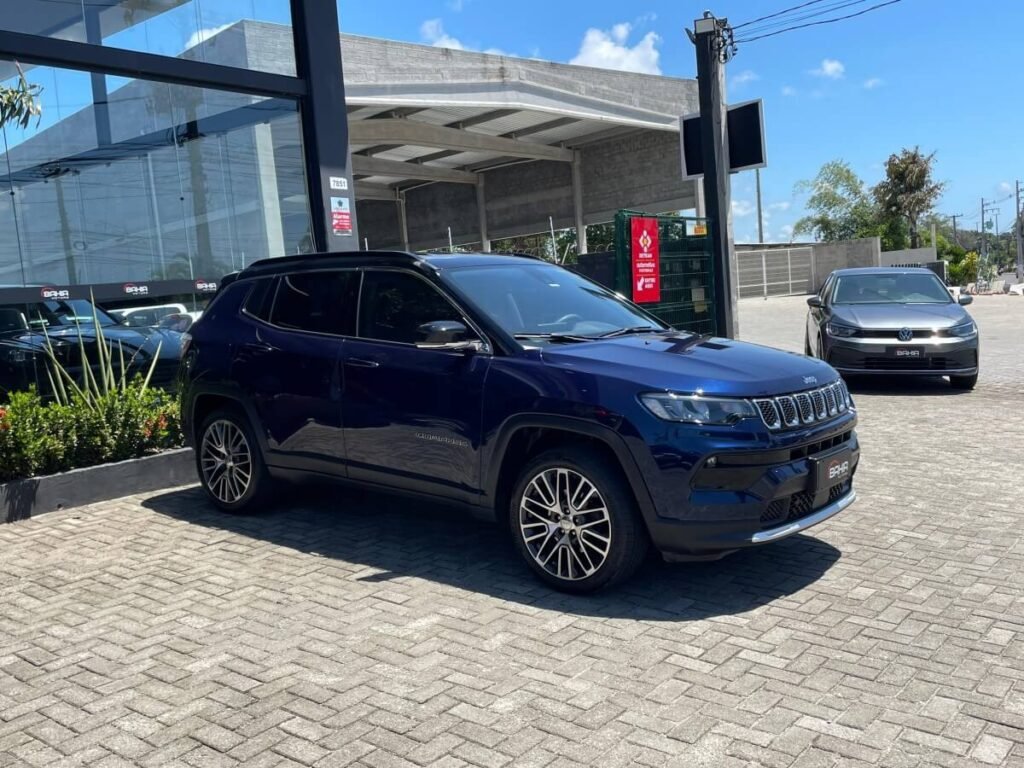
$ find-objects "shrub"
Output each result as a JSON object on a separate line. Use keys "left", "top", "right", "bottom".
{"left": 0, "top": 384, "right": 183, "bottom": 483}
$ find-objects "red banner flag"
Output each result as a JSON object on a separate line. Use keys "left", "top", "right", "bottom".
{"left": 631, "top": 217, "right": 661, "bottom": 303}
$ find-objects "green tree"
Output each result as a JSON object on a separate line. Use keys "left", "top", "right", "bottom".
{"left": 873, "top": 147, "right": 945, "bottom": 249}
{"left": 0, "top": 62, "right": 42, "bottom": 131}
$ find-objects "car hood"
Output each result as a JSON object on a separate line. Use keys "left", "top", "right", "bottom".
{"left": 540, "top": 333, "right": 837, "bottom": 397}
{"left": 0, "top": 325, "right": 182, "bottom": 359}
{"left": 831, "top": 302, "right": 969, "bottom": 329}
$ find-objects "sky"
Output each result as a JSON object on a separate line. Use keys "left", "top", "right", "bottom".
{"left": 5, "top": 0, "right": 1024, "bottom": 245}
{"left": 329, "top": 0, "right": 1024, "bottom": 243}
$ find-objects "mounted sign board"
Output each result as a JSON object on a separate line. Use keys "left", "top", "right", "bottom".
{"left": 680, "top": 98, "right": 766, "bottom": 180}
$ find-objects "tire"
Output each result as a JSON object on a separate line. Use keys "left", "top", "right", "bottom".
{"left": 950, "top": 373, "right": 978, "bottom": 390}
{"left": 509, "top": 446, "right": 649, "bottom": 593}
{"left": 196, "top": 407, "right": 273, "bottom": 514}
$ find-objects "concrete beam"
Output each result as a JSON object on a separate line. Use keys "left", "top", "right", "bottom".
{"left": 349, "top": 119, "right": 574, "bottom": 162}
{"left": 355, "top": 181, "right": 397, "bottom": 201}
{"left": 351, "top": 155, "right": 477, "bottom": 184}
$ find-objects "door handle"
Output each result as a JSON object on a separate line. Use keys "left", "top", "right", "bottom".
{"left": 243, "top": 341, "right": 274, "bottom": 354}
{"left": 346, "top": 357, "right": 381, "bottom": 368}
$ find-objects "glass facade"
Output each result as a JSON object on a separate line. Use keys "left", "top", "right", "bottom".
{"left": 0, "top": 2, "right": 314, "bottom": 289}
{"left": 0, "top": 1, "right": 294, "bottom": 74}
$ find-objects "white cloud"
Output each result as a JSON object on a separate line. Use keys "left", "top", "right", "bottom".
{"left": 811, "top": 58, "right": 845, "bottom": 79}
{"left": 569, "top": 23, "right": 661, "bottom": 75}
{"left": 780, "top": 224, "right": 795, "bottom": 241}
{"left": 730, "top": 70, "right": 759, "bottom": 89}
{"left": 768, "top": 201, "right": 791, "bottom": 212}
{"left": 732, "top": 199, "right": 755, "bottom": 218}
{"left": 420, "top": 19, "right": 507, "bottom": 55}
{"left": 184, "top": 22, "right": 232, "bottom": 50}
{"left": 446, "top": 0, "right": 467, "bottom": 10}
{"left": 420, "top": 19, "right": 466, "bottom": 50}
{"left": 863, "top": 77, "right": 883, "bottom": 89}
{"left": 998, "top": 181, "right": 1013, "bottom": 194}
{"left": 781, "top": 85, "right": 797, "bottom": 97}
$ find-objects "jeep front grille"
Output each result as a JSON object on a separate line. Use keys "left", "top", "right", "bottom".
{"left": 753, "top": 381, "right": 852, "bottom": 430}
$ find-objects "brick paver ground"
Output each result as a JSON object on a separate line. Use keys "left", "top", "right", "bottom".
{"left": 1, "top": 295, "right": 1023, "bottom": 768}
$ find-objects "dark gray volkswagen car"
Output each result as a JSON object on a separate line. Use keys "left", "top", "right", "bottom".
{"left": 805, "top": 267, "right": 978, "bottom": 389}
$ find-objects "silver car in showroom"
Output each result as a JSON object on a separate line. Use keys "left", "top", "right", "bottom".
{"left": 805, "top": 267, "right": 978, "bottom": 389}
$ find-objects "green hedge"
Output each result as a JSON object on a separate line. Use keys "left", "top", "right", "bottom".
{"left": 0, "top": 385, "right": 184, "bottom": 483}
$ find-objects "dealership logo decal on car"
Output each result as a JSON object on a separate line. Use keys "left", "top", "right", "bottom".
{"left": 195, "top": 279, "right": 218, "bottom": 293}
{"left": 40, "top": 287, "right": 70, "bottom": 300}
{"left": 123, "top": 283, "right": 149, "bottom": 296}
{"left": 827, "top": 458, "right": 850, "bottom": 481}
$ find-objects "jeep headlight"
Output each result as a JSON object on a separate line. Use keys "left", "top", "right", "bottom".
{"left": 948, "top": 320, "right": 977, "bottom": 338}
{"left": 639, "top": 392, "right": 756, "bottom": 425}
{"left": 826, "top": 322, "right": 858, "bottom": 338}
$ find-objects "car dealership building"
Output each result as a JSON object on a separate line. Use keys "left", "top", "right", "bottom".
{"left": 0, "top": 1, "right": 700, "bottom": 300}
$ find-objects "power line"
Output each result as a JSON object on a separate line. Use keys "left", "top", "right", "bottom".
{"left": 733, "top": 0, "right": 837, "bottom": 30}
{"left": 734, "top": 0, "right": 874, "bottom": 36}
{"left": 734, "top": 0, "right": 903, "bottom": 44}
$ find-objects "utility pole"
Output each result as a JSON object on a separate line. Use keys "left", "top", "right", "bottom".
{"left": 1016, "top": 181, "right": 1023, "bottom": 282}
{"left": 691, "top": 13, "right": 739, "bottom": 338}
{"left": 980, "top": 198, "right": 987, "bottom": 283}
{"left": 755, "top": 168, "right": 764, "bottom": 243}
{"left": 948, "top": 213, "right": 963, "bottom": 246}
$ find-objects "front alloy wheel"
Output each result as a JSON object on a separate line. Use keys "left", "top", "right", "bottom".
{"left": 519, "top": 468, "right": 612, "bottom": 581}
{"left": 510, "top": 447, "right": 648, "bottom": 593}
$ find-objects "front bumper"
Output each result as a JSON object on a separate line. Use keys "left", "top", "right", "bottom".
{"left": 642, "top": 420, "right": 859, "bottom": 557}
{"left": 825, "top": 335, "right": 978, "bottom": 376}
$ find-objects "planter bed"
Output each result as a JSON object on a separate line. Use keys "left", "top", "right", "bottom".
{"left": 1, "top": 448, "right": 196, "bottom": 524}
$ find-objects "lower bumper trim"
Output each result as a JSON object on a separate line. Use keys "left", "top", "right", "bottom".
{"left": 750, "top": 490, "right": 856, "bottom": 543}
{"left": 834, "top": 367, "right": 977, "bottom": 376}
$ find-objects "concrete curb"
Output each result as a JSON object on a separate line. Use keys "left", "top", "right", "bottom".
{"left": 0, "top": 448, "right": 196, "bottom": 524}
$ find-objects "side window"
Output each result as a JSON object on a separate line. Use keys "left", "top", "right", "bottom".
{"left": 243, "top": 278, "right": 275, "bottom": 322}
{"left": 269, "top": 271, "right": 359, "bottom": 335}
{"left": 819, "top": 276, "right": 835, "bottom": 304}
{"left": 359, "top": 271, "right": 469, "bottom": 345}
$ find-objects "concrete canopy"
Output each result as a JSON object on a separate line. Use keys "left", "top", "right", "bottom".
{"left": 327, "top": 34, "right": 701, "bottom": 251}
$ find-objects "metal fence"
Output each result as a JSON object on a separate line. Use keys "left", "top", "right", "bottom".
{"left": 738, "top": 247, "right": 813, "bottom": 298}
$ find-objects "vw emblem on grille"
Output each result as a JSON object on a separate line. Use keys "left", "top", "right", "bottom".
{"left": 898, "top": 327, "right": 913, "bottom": 342}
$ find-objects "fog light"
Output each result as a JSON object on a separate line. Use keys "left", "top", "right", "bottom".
{"left": 706, "top": 456, "right": 718, "bottom": 468}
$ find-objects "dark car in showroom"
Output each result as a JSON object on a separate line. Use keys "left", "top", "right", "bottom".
{"left": 0, "top": 298, "right": 184, "bottom": 398}
{"left": 805, "top": 267, "right": 979, "bottom": 389}
{"left": 180, "top": 251, "right": 859, "bottom": 593}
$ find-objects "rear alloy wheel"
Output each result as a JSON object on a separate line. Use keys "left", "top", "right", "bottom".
{"left": 197, "top": 409, "right": 272, "bottom": 514}
{"left": 510, "top": 447, "right": 648, "bottom": 593}
{"left": 950, "top": 373, "right": 978, "bottom": 390}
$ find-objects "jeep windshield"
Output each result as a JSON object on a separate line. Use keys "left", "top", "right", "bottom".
{"left": 20, "top": 300, "right": 121, "bottom": 329}
{"left": 443, "top": 262, "right": 667, "bottom": 343}
{"left": 833, "top": 273, "right": 953, "bottom": 305}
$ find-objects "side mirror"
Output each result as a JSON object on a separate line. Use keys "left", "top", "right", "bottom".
{"left": 415, "top": 320, "right": 483, "bottom": 352}
{"left": 958, "top": 295, "right": 973, "bottom": 306}
{"left": 806, "top": 296, "right": 823, "bottom": 308}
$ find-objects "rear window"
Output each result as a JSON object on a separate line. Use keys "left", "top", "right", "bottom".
{"left": 269, "top": 271, "right": 359, "bottom": 336}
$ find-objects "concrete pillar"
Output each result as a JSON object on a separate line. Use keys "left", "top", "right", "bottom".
{"left": 694, "top": 180, "right": 706, "bottom": 218}
{"left": 397, "top": 192, "right": 410, "bottom": 251}
{"left": 571, "top": 150, "right": 587, "bottom": 256}
{"left": 476, "top": 175, "right": 490, "bottom": 252}
{"left": 253, "top": 123, "right": 286, "bottom": 258}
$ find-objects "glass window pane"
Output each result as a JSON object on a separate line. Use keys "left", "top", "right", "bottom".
{"left": 0, "top": 61, "right": 313, "bottom": 288}
{"left": 0, "top": 1, "right": 295, "bottom": 75}
{"left": 359, "top": 272, "right": 466, "bottom": 345}
{"left": 270, "top": 272, "right": 358, "bottom": 335}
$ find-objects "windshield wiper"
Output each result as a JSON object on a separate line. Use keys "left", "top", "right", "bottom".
{"left": 513, "top": 332, "right": 594, "bottom": 343}
{"left": 596, "top": 325, "right": 667, "bottom": 339}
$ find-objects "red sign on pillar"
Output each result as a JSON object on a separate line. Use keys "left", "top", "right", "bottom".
{"left": 631, "top": 217, "right": 661, "bottom": 303}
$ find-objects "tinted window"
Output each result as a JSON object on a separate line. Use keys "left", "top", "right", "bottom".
{"left": 834, "top": 273, "right": 952, "bottom": 305}
{"left": 270, "top": 271, "right": 359, "bottom": 335}
{"left": 359, "top": 271, "right": 465, "bottom": 344}
{"left": 444, "top": 263, "right": 663, "bottom": 337}
{"left": 243, "top": 278, "right": 275, "bottom": 322}
{"left": 21, "top": 300, "right": 120, "bottom": 328}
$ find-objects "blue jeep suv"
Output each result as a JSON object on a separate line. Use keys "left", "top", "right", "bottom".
{"left": 180, "top": 251, "right": 858, "bottom": 592}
